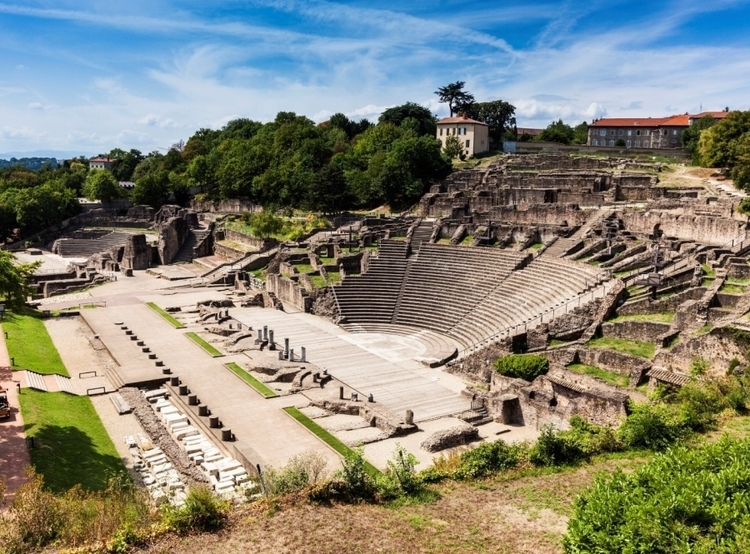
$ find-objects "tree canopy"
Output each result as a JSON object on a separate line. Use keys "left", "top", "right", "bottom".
{"left": 537, "top": 119, "right": 575, "bottom": 144}
{"left": 435, "top": 81, "right": 475, "bottom": 117}
{"left": 698, "top": 110, "right": 750, "bottom": 191}
{"left": 464, "top": 100, "right": 517, "bottom": 146}
{"left": 83, "top": 170, "right": 122, "bottom": 202}
{"left": 0, "top": 250, "right": 39, "bottom": 308}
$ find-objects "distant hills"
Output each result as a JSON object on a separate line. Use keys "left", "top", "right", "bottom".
{"left": 0, "top": 157, "right": 59, "bottom": 170}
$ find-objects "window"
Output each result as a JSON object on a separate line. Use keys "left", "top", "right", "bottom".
{"left": 636, "top": 130, "right": 641, "bottom": 136}
{"left": 626, "top": 140, "right": 631, "bottom": 148}
{"left": 599, "top": 129, "right": 606, "bottom": 136}
{"left": 466, "top": 139, "right": 470, "bottom": 148}
{"left": 663, "top": 129, "right": 668, "bottom": 135}
{"left": 627, "top": 130, "right": 632, "bottom": 136}
{"left": 439, "top": 128, "right": 443, "bottom": 136}
{"left": 645, "top": 130, "right": 650, "bottom": 136}
{"left": 608, "top": 139, "right": 615, "bottom": 147}
{"left": 643, "top": 141, "right": 649, "bottom": 147}
{"left": 673, "top": 129, "right": 678, "bottom": 135}
{"left": 618, "top": 130, "right": 623, "bottom": 136}
{"left": 592, "top": 139, "right": 598, "bottom": 146}
{"left": 610, "top": 129, "right": 616, "bottom": 136}
{"left": 635, "top": 140, "right": 641, "bottom": 147}
{"left": 463, "top": 127, "right": 467, "bottom": 135}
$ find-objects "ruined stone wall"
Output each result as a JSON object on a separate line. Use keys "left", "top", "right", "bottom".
{"left": 619, "top": 210, "right": 747, "bottom": 245}
{"left": 487, "top": 204, "right": 588, "bottom": 226}
{"left": 576, "top": 348, "right": 650, "bottom": 385}
{"left": 617, "top": 287, "right": 706, "bottom": 316}
{"left": 157, "top": 216, "right": 188, "bottom": 264}
{"left": 121, "top": 234, "right": 151, "bottom": 270}
{"left": 265, "top": 273, "right": 311, "bottom": 312}
{"left": 191, "top": 199, "right": 259, "bottom": 214}
{"left": 214, "top": 242, "right": 246, "bottom": 261}
{"left": 653, "top": 327, "right": 748, "bottom": 376}
{"left": 600, "top": 320, "right": 672, "bottom": 342}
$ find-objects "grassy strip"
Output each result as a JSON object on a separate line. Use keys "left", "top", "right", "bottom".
{"left": 608, "top": 312, "right": 675, "bottom": 323}
{"left": 4, "top": 311, "right": 69, "bottom": 376}
{"left": 282, "top": 406, "right": 379, "bottom": 477}
{"left": 185, "top": 332, "right": 223, "bottom": 357}
{"left": 225, "top": 362, "right": 278, "bottom": 398}
{"left": 567, "top": 364, "right": 630, "bottom": 388}
{"left": 19, "top": 389, "right": 125, "bottom": 492}
{"left": 146, "top": 302, "right": 185, "bottom": 329}
{"left": 720, "top": 283, "right": 747, "bottom": 294}
{"left": 586, "top": 337, "right": 656, "bottom": 359}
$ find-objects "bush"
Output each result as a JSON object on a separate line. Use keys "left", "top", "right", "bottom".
{"left": 690, "top": 356, "right": 709, "bottom": 376}
{"left": 494, "top": 354, "right": 549, "bottom": 382}
{"left": 455, "top": 439, "right": 523, "bottom": 479}
{"left": 676, "top": 380, "right": 727, "bottom": 431}
{"left": 530, "top": 424, "right": 587, "bottom": 466}
{"left": 564, "top": 437, "right": 750, "bottom": 553}
{"left": 264, "top": 452, "right": 328, "bottom": 496}
{"left": 337, "top": 447, "right": 378, "bottom": 502}
{"left": 379, "top": 445, "right": 422, "bottom": 498}
{"left": 164, "top": 486, "right": 228, "bottom": 533}
{"left": 617, "top": 402, "right": 684, "bottom": 450}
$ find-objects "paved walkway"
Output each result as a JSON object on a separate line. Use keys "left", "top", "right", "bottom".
{"left": 81, "top": 305, "right": 343, "bottom": 470}
{"left": 0, "top": 324, "right": 30, "bottom": 503}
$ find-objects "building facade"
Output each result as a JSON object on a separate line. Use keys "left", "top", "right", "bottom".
{"left": 89, "top": 157, "right": 114, "bottom": 170}
{"left": 436, "top": 115, "right": 490, "bottom": 158}
{"left": 588, "top": 111, "right": 728, "bottom": 149}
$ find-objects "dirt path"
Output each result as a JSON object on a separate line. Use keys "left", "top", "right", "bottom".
{"left": 0, "top": 324, "right": 31, "bottom": 504}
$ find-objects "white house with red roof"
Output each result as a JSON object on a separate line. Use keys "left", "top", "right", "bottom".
{"left": 436, "top": 114, "right": 489, "bottom": 158}
{"left": 89, "top": 156, "right": 114, "bottom": 170}
{"left": 587, "top": 111, "right": 729, "bottom": 149}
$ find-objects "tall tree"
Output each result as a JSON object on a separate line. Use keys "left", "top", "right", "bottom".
{"left": 82, "top": 169, "right": 122, "bottom": 202}
{"left": 537, "top": 119, "right": 575, "bottom": 144}
{"left": 572, "top": 121, "right": 589, "bottom": 145}
{"left": 682, "top": 115, "right": 717, "bottom": 163}
{"left": 435, "top": 81, "right": 475, "bottom": 117}
{"left": 464, "top": 100, "right": 516, "bottom": 145}
{"left": 0, "top": 250, "right": 39, "bottom": 308}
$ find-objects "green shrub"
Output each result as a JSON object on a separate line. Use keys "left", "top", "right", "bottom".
{"left": 264, "top": 452, "right": 328, "bottom": 496}
{"left": 164, "top": 486, "right": 228, "bottom": 533}
{"left": 530, "top": 424, "right": 587, "bottom": 466}
{"left": 378, "top": 445, "right": 422, "bottom": 499}
{"left": 617, "top": 402, "right": 684, "bottom": 450}
{"left": 337, "top": 447, "right": 378, "bottom": 502}
{"left": 690, "top": 356, "right": 709, "bottom": 376}
{"left": 564, "top": 437, "right": 750, "bottom": 553}
{"left": 561, "top": 415, "right": 622, "bottom": 457}
{"left": 494, "top": 354, "right": 549, "bottom": 382}
{"left": 676, "top": 380, "right": 726, "bottom": 431}
{"left": 455, "top": 439, "right": 523, "bottom": 479}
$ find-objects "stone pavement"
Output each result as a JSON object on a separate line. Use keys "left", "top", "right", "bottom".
{"left": 233, "top": 308, "right": 470, "bottom": 422}
{"left": 81, "top": 304, "right": 343, "bottom": 471}
{"left": 0, "top": 324, "right": 30, "bottom": 503}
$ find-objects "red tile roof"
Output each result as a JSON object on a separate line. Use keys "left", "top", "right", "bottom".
{"left": 591, "top": 111, "right": 730, "bottom": 128}
{"left": 89, "top": 157, "right": 113, "bottom": 162}
{"left": 437, "top": 115, "right": 488, "bottom": 126}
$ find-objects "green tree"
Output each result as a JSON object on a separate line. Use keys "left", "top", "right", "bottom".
{"left": 378, "top": 103, "right": 437, "bottom": 137}
{"left": 246, "top": 210, "right": 284, "bottom": 239}
{"left": 132, "top": 172, "right": 170, "bottom": 209}
{"left": 306, "top": 164, "right": 351, "bottom": 214}
{"left": 681, "top": 115, "right": 717, "bottom": 163}
{"left": 464, "top": 100, "right": 517, "bottom": 146}
{"left": 443, "top": 134, "right": 465, "bottom": 159}
{"left": 572, "top": 121, "right": 589, "bottom": 145}
{"left": 698, "top": 110, "right": 750, "bottom": 168}
{"left": 82, "top": 169, "right": 122, "bottom": 202}
{"left": 435, "top": 81, "right": 475, "bottom": 117}
{"left": 538, "top": 119, "right": 575, "bottom": 144}
{"left": 108, "top": 148, "right": 143, "bottom": 182}
{"left": 0, "top": 250, "right": 39, "bottom": 308}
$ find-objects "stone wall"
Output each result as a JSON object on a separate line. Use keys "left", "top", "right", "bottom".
{"left": 618, "top": 210, "right": 747, "bottom": 245}
{"left": 575, "top": 348, "right": 650, "bottom": 386}
{"left": 120, "top": 234, "right": 152, "bottom": 270}
{"left": 190, "top": 199, "right": 259, "bottom": 214}
{"left": 223, "top": 229, "right": 276, "bottom": 251}
{"left": 653, "top": 327, "right": 749, "bottom": 376}
{"left": 617, "top": 287, "right": 706, "bottom": 316}
{"left": 600, "top": 320, "right": 671, "bottom": 342}
{"left": 265, "top": 273, "right": 312, "bottom": 312}
{"left": 157, "top": 216, "right": 188, "bottom": 264}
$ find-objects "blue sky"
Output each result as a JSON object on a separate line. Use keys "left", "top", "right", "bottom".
{"left": 1, "top": 0, "right": 749, "bottom": 156}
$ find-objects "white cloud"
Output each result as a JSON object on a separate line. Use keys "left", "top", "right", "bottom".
{"left": 27, "top": 102, "right": 44, "bottom": 110}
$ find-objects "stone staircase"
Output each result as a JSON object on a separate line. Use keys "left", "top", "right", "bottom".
{"left": 55, "top": 374, "right": 77, "bottom": 395}
{"left": 172, "top": 228, "right": 211, "bottom": 264}
{"left": 53, "top": 232, "right": 132, "bottom": 258}
{"left": 458, "top": 404, "right": 493, "bottom": 426}
{"left": 409, "top": 221, "right": 434, "bottom": 251}
{"left": 543, "top": 210, "right": 611, "bottom": 258}
{"left": 23, "top": 370, "right": 47, "bottom": 391}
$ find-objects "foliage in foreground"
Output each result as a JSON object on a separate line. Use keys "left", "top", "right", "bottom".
{"left": 564, "top": 437, "right": 750, "bottom": 553}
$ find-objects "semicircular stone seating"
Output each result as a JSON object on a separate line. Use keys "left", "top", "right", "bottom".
{"left": 336, "top": 242, "right": 608, "bottom": 352}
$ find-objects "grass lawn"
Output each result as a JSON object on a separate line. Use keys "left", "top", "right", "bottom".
{"left": 586, "top": 336, "right": 656, "bottom": 359}
{"left": 548, "top": 338, "right": 572, "bottom": 347}
{"left": 528, "top": 242, "right": 544, "bottom": 250}
{"left": 308, "top": 274, "right": 327, "bottom": 288}
{"left": 185, "top": 332, "right": 223, "bottom": 357}
{"left": 293, "top": 263, "right": 314, "bottom": 274}
{"left": 721, "top": 283, "right": 747, "bottom": 294}
{"left": 146, "top": 302, "right": 185, "bottom": 329}
{"left": 19, "top": 389, "right": 124, "bottom": 492}
{"left": 282, "top": 406, "right": 379, "bottom": 477}
{"left": 701, "top": 263, "right": 716, "bottom": 278}
{"left": 4, "top": 311, "right": 69, "bottom": 376}
{"left": 567, "top": 364, "right": 630, "bottom": 388}
{"left": 249, "top": 267, "right": 266, "bottom": 281}
{"left": 225, "top": 363, "right": 278, "bottom": 398}
{"left": 727, "top": 277, "right": 750, "bottom": 286}
{"left": 608, "top": 312, "right": 675, "bottom": 323}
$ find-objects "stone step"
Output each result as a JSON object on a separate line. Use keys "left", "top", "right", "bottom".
{"left": 23, "top": 370, "right": 48, "bottom": 392}
{"left": 55, "top": 374, "right": 78, "bottom": 395}
{"left": 110, "top": 393, "right": 132, "bottom": 414}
